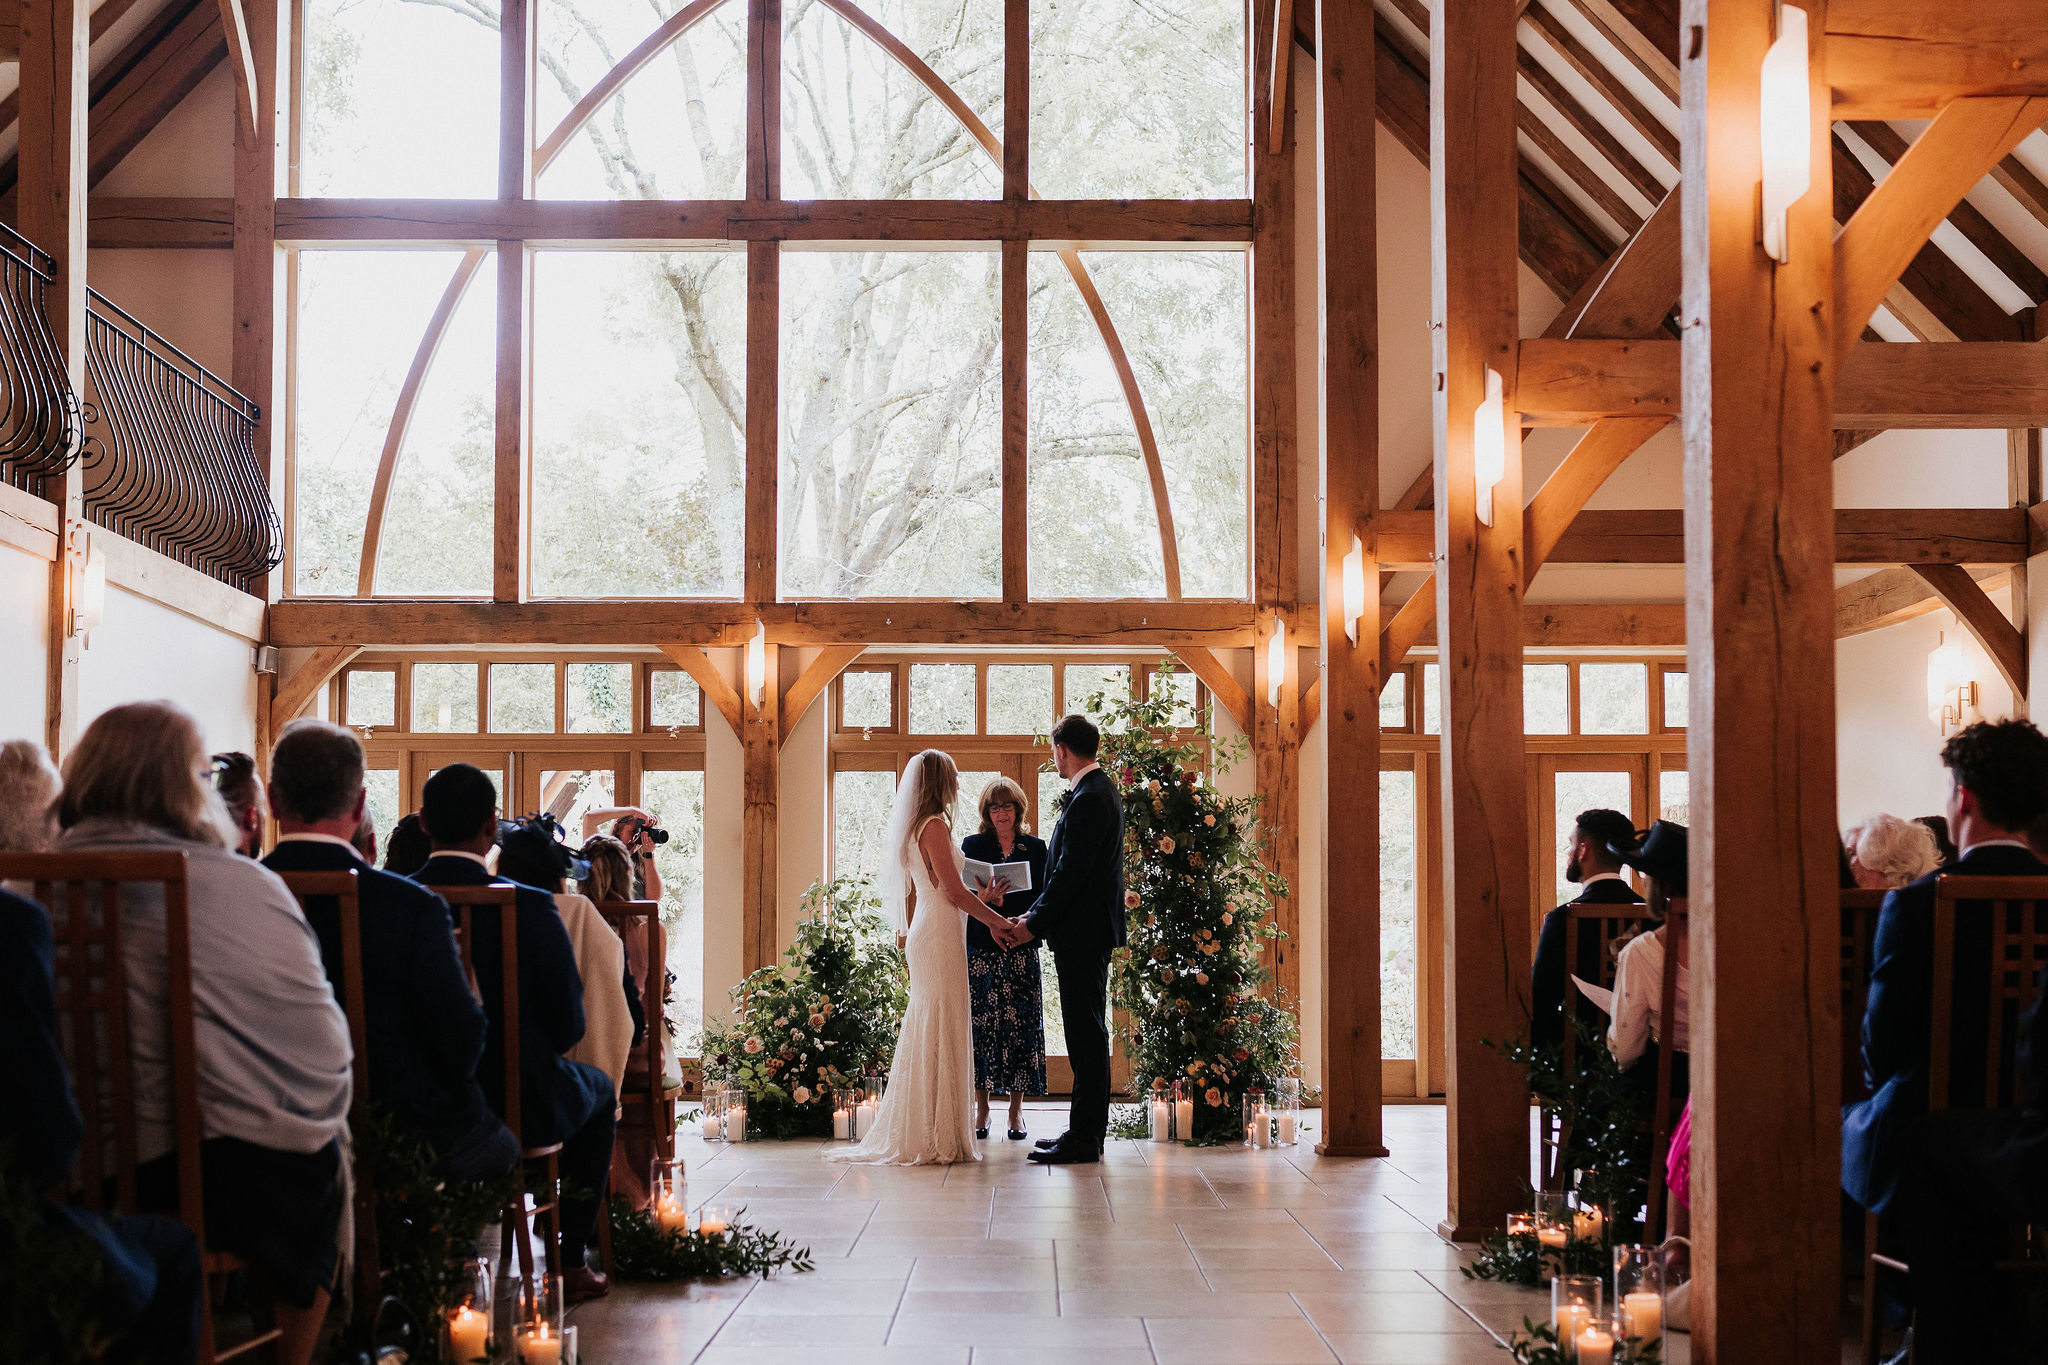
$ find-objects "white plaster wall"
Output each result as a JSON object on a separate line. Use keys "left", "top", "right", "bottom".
{"left": 0, "top": 542, "right": 50, "bottom": 743}
{"left": 1296, "top": 711, "right": 1324, "bottom": 1088}
{"left": 702, "top": 696, "right": 745, "bottom": 1028}
{"left": 77, "top": 585, "right": 256, "bottom": 753}
{"left": 779, "top": 666, "right": 830, "bottom": 948}
{"left": 1835, "top": 602, "right": 2020, "bottom": 828}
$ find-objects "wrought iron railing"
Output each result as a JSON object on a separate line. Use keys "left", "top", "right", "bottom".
{"left": 81, "top": 290, "right": 280, "bottom": 594}
{"left": 0, "top": 223, "right": 81, "bottom": 493}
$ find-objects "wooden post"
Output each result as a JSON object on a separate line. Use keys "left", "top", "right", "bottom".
{"left": 1431, "top": 0, "right": 1530, "bottom": 1239}
{"left": 1314, "top": 0, "right": 1385, "bottom": 1159}
{"left": 494, "top": 0, "right": 534, "bottom": 604}
{"left": 743, "top": 642, "right": 781, "bottom": 972}
{"left": 1251, "top": 0, "right": 1300, "bottom": 1007}
{"left": 1680, "top": 1, "right": 1840, "bottom": 1359}
{"left": 2011, "top": 427, "right": 2039, "bottom": 718}
{"left": 1000, "top": 0, "right": 1028, "bottom": 604}
{"left": 20, "top": 0, "right": 87, "bottom": 758}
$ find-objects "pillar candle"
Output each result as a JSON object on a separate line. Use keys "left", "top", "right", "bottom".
{"left": 1149, "top": 1099, "right": 1169, "bottom": 1141}
{"left": 1174, "top": 1098, "right": 1194, "bottom": 1139}
{"left": 1506, "top": 1212, "right": 1534, "bottom": 1238}
{"left": 445, "top": 1307, "right": 489, "bottom": 1364}
{"left": 727, "top": 1105, "right": 747, "bottom": 1142}
{"left": 1536, "top": 1226, "right": 1568, "bottom": 1278}
{"left": 704, "top": 1110, "right": 723, "bottom": 1141}
{"left": 517, "top": 1323, "right": 562, "bottom": 1365}
{"left": 1572, "top": 1206, "right": 1604, "bottom": 1243}
{"left": 833, "top": 1106, "right": 851, "bottom": 1140}
{"left": 857, "top": 1100, "right": 877, "bottom": 1138}
{"left": 1552, "top": 1302, "right": 1591, "bottom": 1343}
{"left": 1277, "top": 1111, "right": 1297, "bottom": 1145}
{"left": 1252, "top": 1105, "right": 1273, "bottom": 1148}
{"left": 1574, "top": 1325, "right": 1615, "bottom": 1365}
{"left": 698, "top": 1211, "right": 729, "bottom": 1237}
{"left": 655, "top": 1194, "right": 688, "bottom": 1234}
{"left": 1621, "top": 1291, "right": 1663, "bottom": 1341}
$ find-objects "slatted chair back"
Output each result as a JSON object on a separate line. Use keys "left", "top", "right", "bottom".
{"left": 0, "top": 850, "right": 279, "bottom": 1364}
{"left": 1543, "top": 906, "right": 1652, "bottom": 1190}
{"left": 275, "top": 868, "right": 379, "bottom": 1312}
{"left": 595, "top": 899, "right": 671, "bottom": 1121}
{"left": 1840, "top": 889, "right": 1886, "bottom": 1103}
{"left": 426, "top": 883, "right": 526, "bottom": 1145}
{"left": 1645, "top": 900, "right": 1687, "bottom": 1245}
{"left": 1929, "top": 875, "right": 2048, "bottom": 1114}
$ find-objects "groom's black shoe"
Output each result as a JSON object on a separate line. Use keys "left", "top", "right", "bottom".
{"left": 1033, "top": 1134, "right": 1068, "bottom": 1151}
{"left": 1028, "top": 1142, "right": 1101, "bottom": 1165}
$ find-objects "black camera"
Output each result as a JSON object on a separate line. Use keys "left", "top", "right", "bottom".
{"left": 624, "top": 816, "right": 669, "bottom": 845}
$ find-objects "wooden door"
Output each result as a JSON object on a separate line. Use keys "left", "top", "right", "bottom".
{"left": 1530, "top": 754, "right": 1650, "bottom": 937}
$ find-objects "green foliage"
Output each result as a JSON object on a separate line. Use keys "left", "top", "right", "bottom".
{"left": 353, "top": 1111, "right": 518, "bottom": 1365}
{"left": 0, "top": 1149, "right": 118, "bottom": 1365}
{"left": 1507, "top": 1318, "right": 1663, "bottom": 1365}
{"left": 1506, "top": 1020, "right": 1656, "bottom": 1226}
{"left": 1085, "top": 665, "right": 1299, "bottom": 1145}
{"left": 604, "top": 1198, "right": 814, "bottom": 1281}
{"left": 698, "top": 877, "right": 908, "bottom": 1138}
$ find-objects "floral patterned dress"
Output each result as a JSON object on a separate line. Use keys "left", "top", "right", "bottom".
{"left": 961, "top": 830, "right": 1048, "bottom": 1096}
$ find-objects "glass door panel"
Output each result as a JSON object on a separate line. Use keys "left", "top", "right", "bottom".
{"left": 1535, "top": 756, "right": 1647, "bottom": 919}
{"left": 642, "top": 767, "right": 708, "bottom": 1047}
{"left": 525, "top": 762, "right": 621, "bottom": 834}
{"left": 1380, "top": 766, "right": 1419, "bottom": 1062}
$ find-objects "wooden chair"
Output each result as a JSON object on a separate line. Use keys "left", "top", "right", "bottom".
{"left": 273, "top": 869, "right": 379, "bottom": 1316}
{"left": 1541, "top": 905, "right": 1652, "bottom": 1191}
{"left": 0, "top": 850, "right": 281, "bottom": 1365}
{"left": 1839, "top": 889, "right": 1886, "bottom": 1106}
{"left": 592, "top": 900, "right": 681, "bottom": 1271}
{"left": 426, "top": 883, "right": 564, "bottom": 1302}
{"left": 1644, "top": 900, "right": 1687, "bottom": 1245}
{"left": 1861, "top": 875, "right": 2048, "bottom": 1365}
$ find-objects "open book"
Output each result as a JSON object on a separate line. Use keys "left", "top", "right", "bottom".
{"left": 1570, "top": 974, "right": 1615, "bottom": 1015}
{"left": 964, "top": 858, "right": 1033, "bottom": 893}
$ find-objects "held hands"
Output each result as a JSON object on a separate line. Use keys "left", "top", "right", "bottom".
{"left": 992, "top": 915, "right": 1034, "bottom": 950}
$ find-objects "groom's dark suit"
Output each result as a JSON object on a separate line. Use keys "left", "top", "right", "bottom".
{"left": 1022, "top": 765, "right": 1126, "bottom": 1155}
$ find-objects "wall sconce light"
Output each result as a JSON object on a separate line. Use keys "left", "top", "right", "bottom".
{"left": 1341, "top": 534, "right": 1367, "bottom": 645}
{"left": 1265, "top": 614, "right": 1286, "bottom": 706}
{"left": 1759, "top": 4, "right": 1812, "bottom": 264}
{"left": 67, "top": 528, "right": 104, "bottom": 637}
{"left": 746, "top": 620, "right": 767, "bottom": 709}
{"left": 1473, "top": 367, "right": 1506, "bottom": 527}
{"left": 1926, "top": 631, "right": 1977, "bottom": 734}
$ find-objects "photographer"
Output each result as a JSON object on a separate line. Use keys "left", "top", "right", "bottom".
{"left": 580, "top": 805, "right": 665, "bottom": 902}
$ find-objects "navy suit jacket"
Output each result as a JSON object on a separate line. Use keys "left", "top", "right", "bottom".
{"left": 412, "top": 855, "right": 609, "bottom": 1148}
{"left": 1023, "top": 767, "right": 1126, "bottom": 957}
{"left": 263, "top": 839, "right": 496, "bottom": 1156}
{"left": 1843, "top": 842, "right": 2048, "bottom": 1213}
{"left": 1530, "top": 877, "right": 1645, "bottom": 1054}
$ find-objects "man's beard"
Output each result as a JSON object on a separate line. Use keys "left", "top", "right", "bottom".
{"left": 1565, "top": 856, "right": 1582, "bottom": 884}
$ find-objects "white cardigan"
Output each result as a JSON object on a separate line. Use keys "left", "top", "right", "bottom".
{"left": 553, "top": 892, "right": 635, "bottom": 1098}
{"left": 1607, "top": 927, "right": 1690, "bottom": 1067}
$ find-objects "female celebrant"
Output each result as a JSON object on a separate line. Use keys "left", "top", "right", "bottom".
{"left": 962, "top": 777, "right": 1049, "bottom": 1141}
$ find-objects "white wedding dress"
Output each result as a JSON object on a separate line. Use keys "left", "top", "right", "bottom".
{"left": 827, "top": 814, "right": 980, "bottom": 1165}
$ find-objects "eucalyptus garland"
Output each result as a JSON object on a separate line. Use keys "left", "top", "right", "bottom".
{"left": 604, "top": 1198, "right": 815, "bottom": 1280}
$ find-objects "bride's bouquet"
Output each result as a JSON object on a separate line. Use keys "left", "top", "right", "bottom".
{"left": 697, "top": 876, "right": 910, "bottom": 1139}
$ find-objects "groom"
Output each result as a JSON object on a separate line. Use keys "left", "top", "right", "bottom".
{"left": 1011, "top": 714, "right": 1126, "bottom": 1165}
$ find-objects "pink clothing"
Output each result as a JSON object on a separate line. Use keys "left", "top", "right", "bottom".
{"left": 1666, "top": 1098, "right": 1693, "bottom": 1210}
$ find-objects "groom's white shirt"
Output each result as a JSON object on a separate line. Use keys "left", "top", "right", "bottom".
{"left": 1068, "top": 761, "right": 1100, "bottom": 787}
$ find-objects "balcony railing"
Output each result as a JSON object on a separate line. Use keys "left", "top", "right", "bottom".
{"left": 81, "top": 290, "right": 280, "bottom": 595}
{"left": 0, "top": 223, "right": 81, "bottom": 493}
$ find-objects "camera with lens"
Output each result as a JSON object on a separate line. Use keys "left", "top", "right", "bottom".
{"left": 625, "top": 815, "right": 669, "bottom": 846}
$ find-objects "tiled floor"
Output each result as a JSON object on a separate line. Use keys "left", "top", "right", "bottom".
{"left": 568, "top": 1104, "right": 1621, "bottom": 1365}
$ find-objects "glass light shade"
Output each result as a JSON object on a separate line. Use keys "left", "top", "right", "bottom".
{"left": 1759, "top": 5, "right": 1812, "bottom": 263}
{"left": 1928, "top": 633, "right": 1966, "bottom": 724}
{"left": 1265, "top": 616, "right": 1285, "bottom": 705}
{"left": 746, "top": 620, "right": 767, "bottom": 707}
{"left": 1341, "top": 534, "right": 1366, "bottom": 643}
{"left": 1473, "top": 366, "right": 1506, "bottom": 527}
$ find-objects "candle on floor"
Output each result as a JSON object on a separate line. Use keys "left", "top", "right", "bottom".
{"left": 856, "top": 1099, "right": 877, "bottom": 1138}
{"left": 698, "top": 1207, "right": 730, "bottom": 1237}
{"left": 1254, "top": 1104, "right": 1274, "bottom": 1148}
{"left": 703, "top": 1108, "right": 723, "bottom": 1141}
{"left": 655, "top": 1192, "right": 688, "bottom": 1234}
{"left": 1573, "top": 1324, "right": 1615, "bottom": 1365}
{"left": 728, "top": 1104, "right": 748, "bottom": 1142}
{"left": 445, "top": 1307, "right": 488, "bottom": 1364}
{"left": 1552, "top": 1302, "right": 1591, "bottom": 1343}
{"left": 1149, "top": 1098, "right": 1170, "bottom": 1141}
{"left": 833, "top": 1105, "right": 852, "bottom": 1140}
{"left": 517, "top": 1322, "right": 561, "bottom": 1365}
{"left": 1572, "top": 1205, "right": 1604, "bottom": 1243}
{"left": 1276, "top": 1110, "right": 1297, "bottom": 1145}
{"left": 1174, "top": 1096, "right": 1193, "bottom": 1141}
{"left": 1536, "top": 1225, "right": 1568, "bottom": 1278}
{"left": 1621, "top": 1290, "right": 1663, "bottom": 1341}
{"left": 1506, "top": 1212, "right": 1534, "bottom": 1238}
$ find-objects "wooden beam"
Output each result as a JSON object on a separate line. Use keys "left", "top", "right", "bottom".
{"left": 86, "top": 195, "right": 234, "bottom": 246}
{"left": 1517, "top": 101, "right": 1642, "bottom": 238}
{"left": 743, "top": 645, "right": 781, "bottom": 972}
{"left": 779, "top": 645, "right": 863, "bottom": 746}
{"left": 745, "top": 240, "right": 777, "bottom": 604}
{"left": 1989, "top": 153, "right": 2048, "bottom": 237}
{"left": 1517, "top": 339, "right": 2048, "bottom": 427}
{"left": 657, "top": 644, "right": 742, "bottom": 732}
{"left": 1267, "top": 0, "right": 1294, "bottom": 155}
{"left": 1523, "top": 2, "right": 1679, "bottom": 165}
{"left": 1835, "top": 565, "right": 1998, "bottom": 637}
{"left": 1828, "top": 0, "right": 2048, "bottom": 117}
{"left": 1516, "top": 42, "right": 1669, "bottom": 209}
{"left": 1315, "top": 0, "right": 1386, "bottom": 1159}
{"left": 1001, "top": 239, "right": 1027, "bottom": 603}
{"left": 1170, "top": 647, "right": 1250, "bottom": 733}
{"left": 84, "top": 0, "right": 225, "bottom": 189}
{"left": 1523, "top": 420, "right": 1671, "bottom": 564}
{"left": 494, "top": 0, "right": 535, "bottom": 604}
{"left": 1912, "top": 564, "right": 2028, "bottom": 700}
{"left": 1835, "top": 98, "right": 2048, "bottom": 359}
{"left": 273, "top": 646, "right": 361, "bottom": 726}
{"left": 215, "top": 0, "right": 257, "bottom": 144}
{"left": 1558, "top": 0, "right": 1680, "bottom": 99}
{"left": 1433, "top": 0, "right": 1530, "bottom": 1243}
{"left": 1412, "top": 601, "right": 1688, "bottom": 648}
{"left": 271, "top": 197, "right": 1257, "bottom": 245}
{"left": 1545, "top": 186, "right": 1681, "bottom": 339}
{"left": 1681, "top": 0, "right": 1840, "bottom": 1354}
{"left": 1849, "top": 121, "right": 2048, "bottom": 308}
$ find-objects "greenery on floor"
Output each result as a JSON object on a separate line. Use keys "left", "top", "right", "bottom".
{"left": 1087, "top": 665, "right": 1300, "bottom": 1146}
{"left": 1508, "top": 1317, "right": 1663, "bottom": 1364}
{"left": 604, "top": 1197, "right": 815, "bottom": 1280}
{"left": 698, "top": 877, "right": 908, "bottom": 1138}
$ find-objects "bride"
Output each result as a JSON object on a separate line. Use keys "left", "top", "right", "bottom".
{"left": 828, "top": 750, "right": 1022, "bottom": 1165}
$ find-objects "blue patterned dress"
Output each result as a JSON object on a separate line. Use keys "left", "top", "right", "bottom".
{"left": 960, "top": 831, "right": 1048, "bottom": 1096}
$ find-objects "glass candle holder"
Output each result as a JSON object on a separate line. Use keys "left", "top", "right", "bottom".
{"left": 650, "top": 1166, "right": 690, "bottom": 1236}
{"left": 1147, "top": 1088, "right": 1172, "bottom": 1142}
{"left": 701, "top": 1085, "right": 727, "bottom": 1142}
{"left": 1550, "top": 1273, "right": 1601, "bottom": 1345}
{"left": 1612, "top": 1244, "right": 1666, "bottom": 1347}
{"left": 1172, "top": 1079, "right": 1194, "bottom": 1143}
{"left": 1570, "top": 1198, "right": 1607, "bottom": 1246}
{"left": 1573, "top": 1319, "right": 1617, "bottom": 1365}
{"left": 830, "top": 1087, "right": 860, "bottom": 1140}
{"left": 515, "top": 1320, "right": 565, "bottom": 1365}
{"left": 1271, "top": 1077, "right": 1301, "bottom": 1146}
{"left": 1242, "top": 1089, "right": 1273, "bottom": 1148}
{"left": 443, "top": 1258, "right": 491, "bottom": 1364}
{"left": 1505, "top": 1211, "right": 1535, "bottom": 1239}
{"left": 1535, "top": 1219, "right": 1570, "bottom": 1282}
{"left": 725, "top": 1092, "right": 749, "bottom": 1143}
{"left": 696, "top": 1203, "right": 733, "bottom": 1239}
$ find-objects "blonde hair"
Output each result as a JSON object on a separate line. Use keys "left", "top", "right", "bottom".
{"left": 1845, "top": 813, "right": 1940, "bottom": 889}
{"left": 976, "top": 776, "right": 1031, "bottom": 837}
{"left": 579, "top": 834, "right": 634, "bottom": 903}
{"left": 907, "top": 749, "right": 960, "bottom": 833}
{"left": 58, "top": 701, "right": 237, "bottom": 848}
{"left": 0, "top": 738, "right": 61, "bottom": 852}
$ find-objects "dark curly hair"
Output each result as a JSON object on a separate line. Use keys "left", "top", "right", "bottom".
{"left": 1940, "top": 718, "right": 2048, "bottom": 833}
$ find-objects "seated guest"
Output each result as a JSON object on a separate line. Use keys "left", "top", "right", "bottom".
{"left": 382, "top": 812, "right": 431, "bottom": 877}
{"left": 578, "top": 835, "right": 663, "bottom": 1205}
{"left": 209, "top": 752, "right": 264, "bottom": 858}
{"left": 1916, "top": 813, "right": 1958, "bottom": 867}
{"left": 1531, "top": 807, "right": 1642, "bottom": 1054}
{"left": 1843, "top": 813, "right": 1940, "bottom": 890}
{"left": 262, "top": 721, "right": 516, "bottom": 1181}
{"left": 53, "top": 702, "right": 351, "bottom": 1365}
{"left": 1603, "top": 821, "right": 1689, "bottom": 1098}
{"left": 1846, "top": 719, "right": 2048, "bottom": 1362}
{"left": 496, "top": 815, "right": 638, "bottom": 1100}
{"left": 0, "top": 737, "right": 60, "bottom": 853}
{"left": 414, "top": 767, "right": 614, "bottom": 1303}
{"left": 2, "top": 886, "right": 202, "bottom": 1365}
